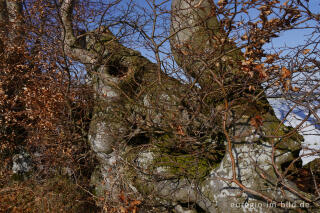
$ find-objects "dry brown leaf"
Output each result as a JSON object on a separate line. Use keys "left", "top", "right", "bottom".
{"left": 250, "top": 115, "right": 263, "bottom": 129}
{"left": 302, "top": 49, "right": 311, "bottom": 55}
{"left": 254, "top": 64, "right": 268, "bottom": 79}
{"left": 283, "top": 79, "right": 291, "bottom": 92}
{"left": 291, "top": 86, "right": 300, "bottom": 92}
{"left": 217, "top": 0, "right": 227, "bottom": 7}
{"left": 280, "top": 67, "right": 291, "bottom": 80}
{"left": 130, "top": 200, "right": 142, "bottom": 207}
{"left": 265, "top": 54, "right": 278, "bottom": 64}
{"left": 177, "top": 125, "right": 185, "bottom": 136}
{"left": 181, "top": 49, "right": 189, "bottom": 56}
{"left": 119, "top": 191, "right": 128, "bottom": 205}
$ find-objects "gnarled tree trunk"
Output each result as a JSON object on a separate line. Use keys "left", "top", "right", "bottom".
{"left": 59, "top": 0, "right": 319, "bottom": 212}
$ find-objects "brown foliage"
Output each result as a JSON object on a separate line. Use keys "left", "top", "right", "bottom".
{"left": 0, "top": 1, "right": 98, "bottom": 212}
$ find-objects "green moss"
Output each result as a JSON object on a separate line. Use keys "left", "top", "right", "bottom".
{"left": 229, "top": 96, "right": 303, "bottom": 151}
{"left": 152, "top": 153, "right": 213, "bottom": 179}
{"left": 122, "top": 133, "right": 224, "bottom": 196}
{"left": 262, "top": 112, "right": 303, "bottom": 152}
{"left": 150, "top": 134, "right": 223, "bottom": 180}
{"left": 304, "top": 159, "right": 320, "bottom": 172}
{"left": 133, "top": 178, "right": 155, "bottom": 195}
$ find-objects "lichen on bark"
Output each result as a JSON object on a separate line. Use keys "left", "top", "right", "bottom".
{"left": 59, "top": 0, "right": 319, "bottom": 212}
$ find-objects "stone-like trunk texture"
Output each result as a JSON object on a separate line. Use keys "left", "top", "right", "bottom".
{"left": 59, "top": 0, "right": 319, "bottom": 212}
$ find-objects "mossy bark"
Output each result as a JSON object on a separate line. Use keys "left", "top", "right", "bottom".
{"left": 77, "top": 1, "right": 317, "bottom": 212}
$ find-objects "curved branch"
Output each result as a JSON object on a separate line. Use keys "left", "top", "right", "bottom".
{"left": 60, "top": 0, "right": 97, "bottom": 65}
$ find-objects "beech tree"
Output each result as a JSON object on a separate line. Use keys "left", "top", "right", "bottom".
{"left": 1, "top": 0, "right": 320, "bottom": 212}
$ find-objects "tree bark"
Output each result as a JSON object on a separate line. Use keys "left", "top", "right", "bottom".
{"left": 59, "top": 0, "right": 317, "bottom": 212}
{"left": 5, "top": 0, "right": 23, "bottom": 43}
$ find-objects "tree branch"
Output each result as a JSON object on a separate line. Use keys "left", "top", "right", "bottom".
{"left": 6, "top": 0, "right": 23, "bottom": 25}
{"left": 60, "top": 0, "right": 97, "bottom": 65}
{"left": 6, "top": 0, "right": 23, "bottom": 41}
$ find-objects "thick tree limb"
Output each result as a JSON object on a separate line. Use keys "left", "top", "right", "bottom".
{"left": 6, "top": 0, "right": 23, "bottom": 25}
{"left": 171, "top": 0, "right": 244, "bottom": 89}
{"left": 0, "top": 0, "right": 24, "bottom": 42}
{"left": 60, "top": 0, "right": 97, "bottom": 65}
{"left": 5, "top": 0, "right": 23, "bottom": 41}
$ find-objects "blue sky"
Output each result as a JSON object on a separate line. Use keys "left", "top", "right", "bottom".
{"left": 115, "top": 0, "right": 320, "bottom": 60}
{"left": 266, "top": 0, "right": 319, "bottom": 50}
{"left": 271, "top": 1, "right": 319, "bottom": 48}
{"left": 85, "top": 0, "right": 320, "bottom": 78}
